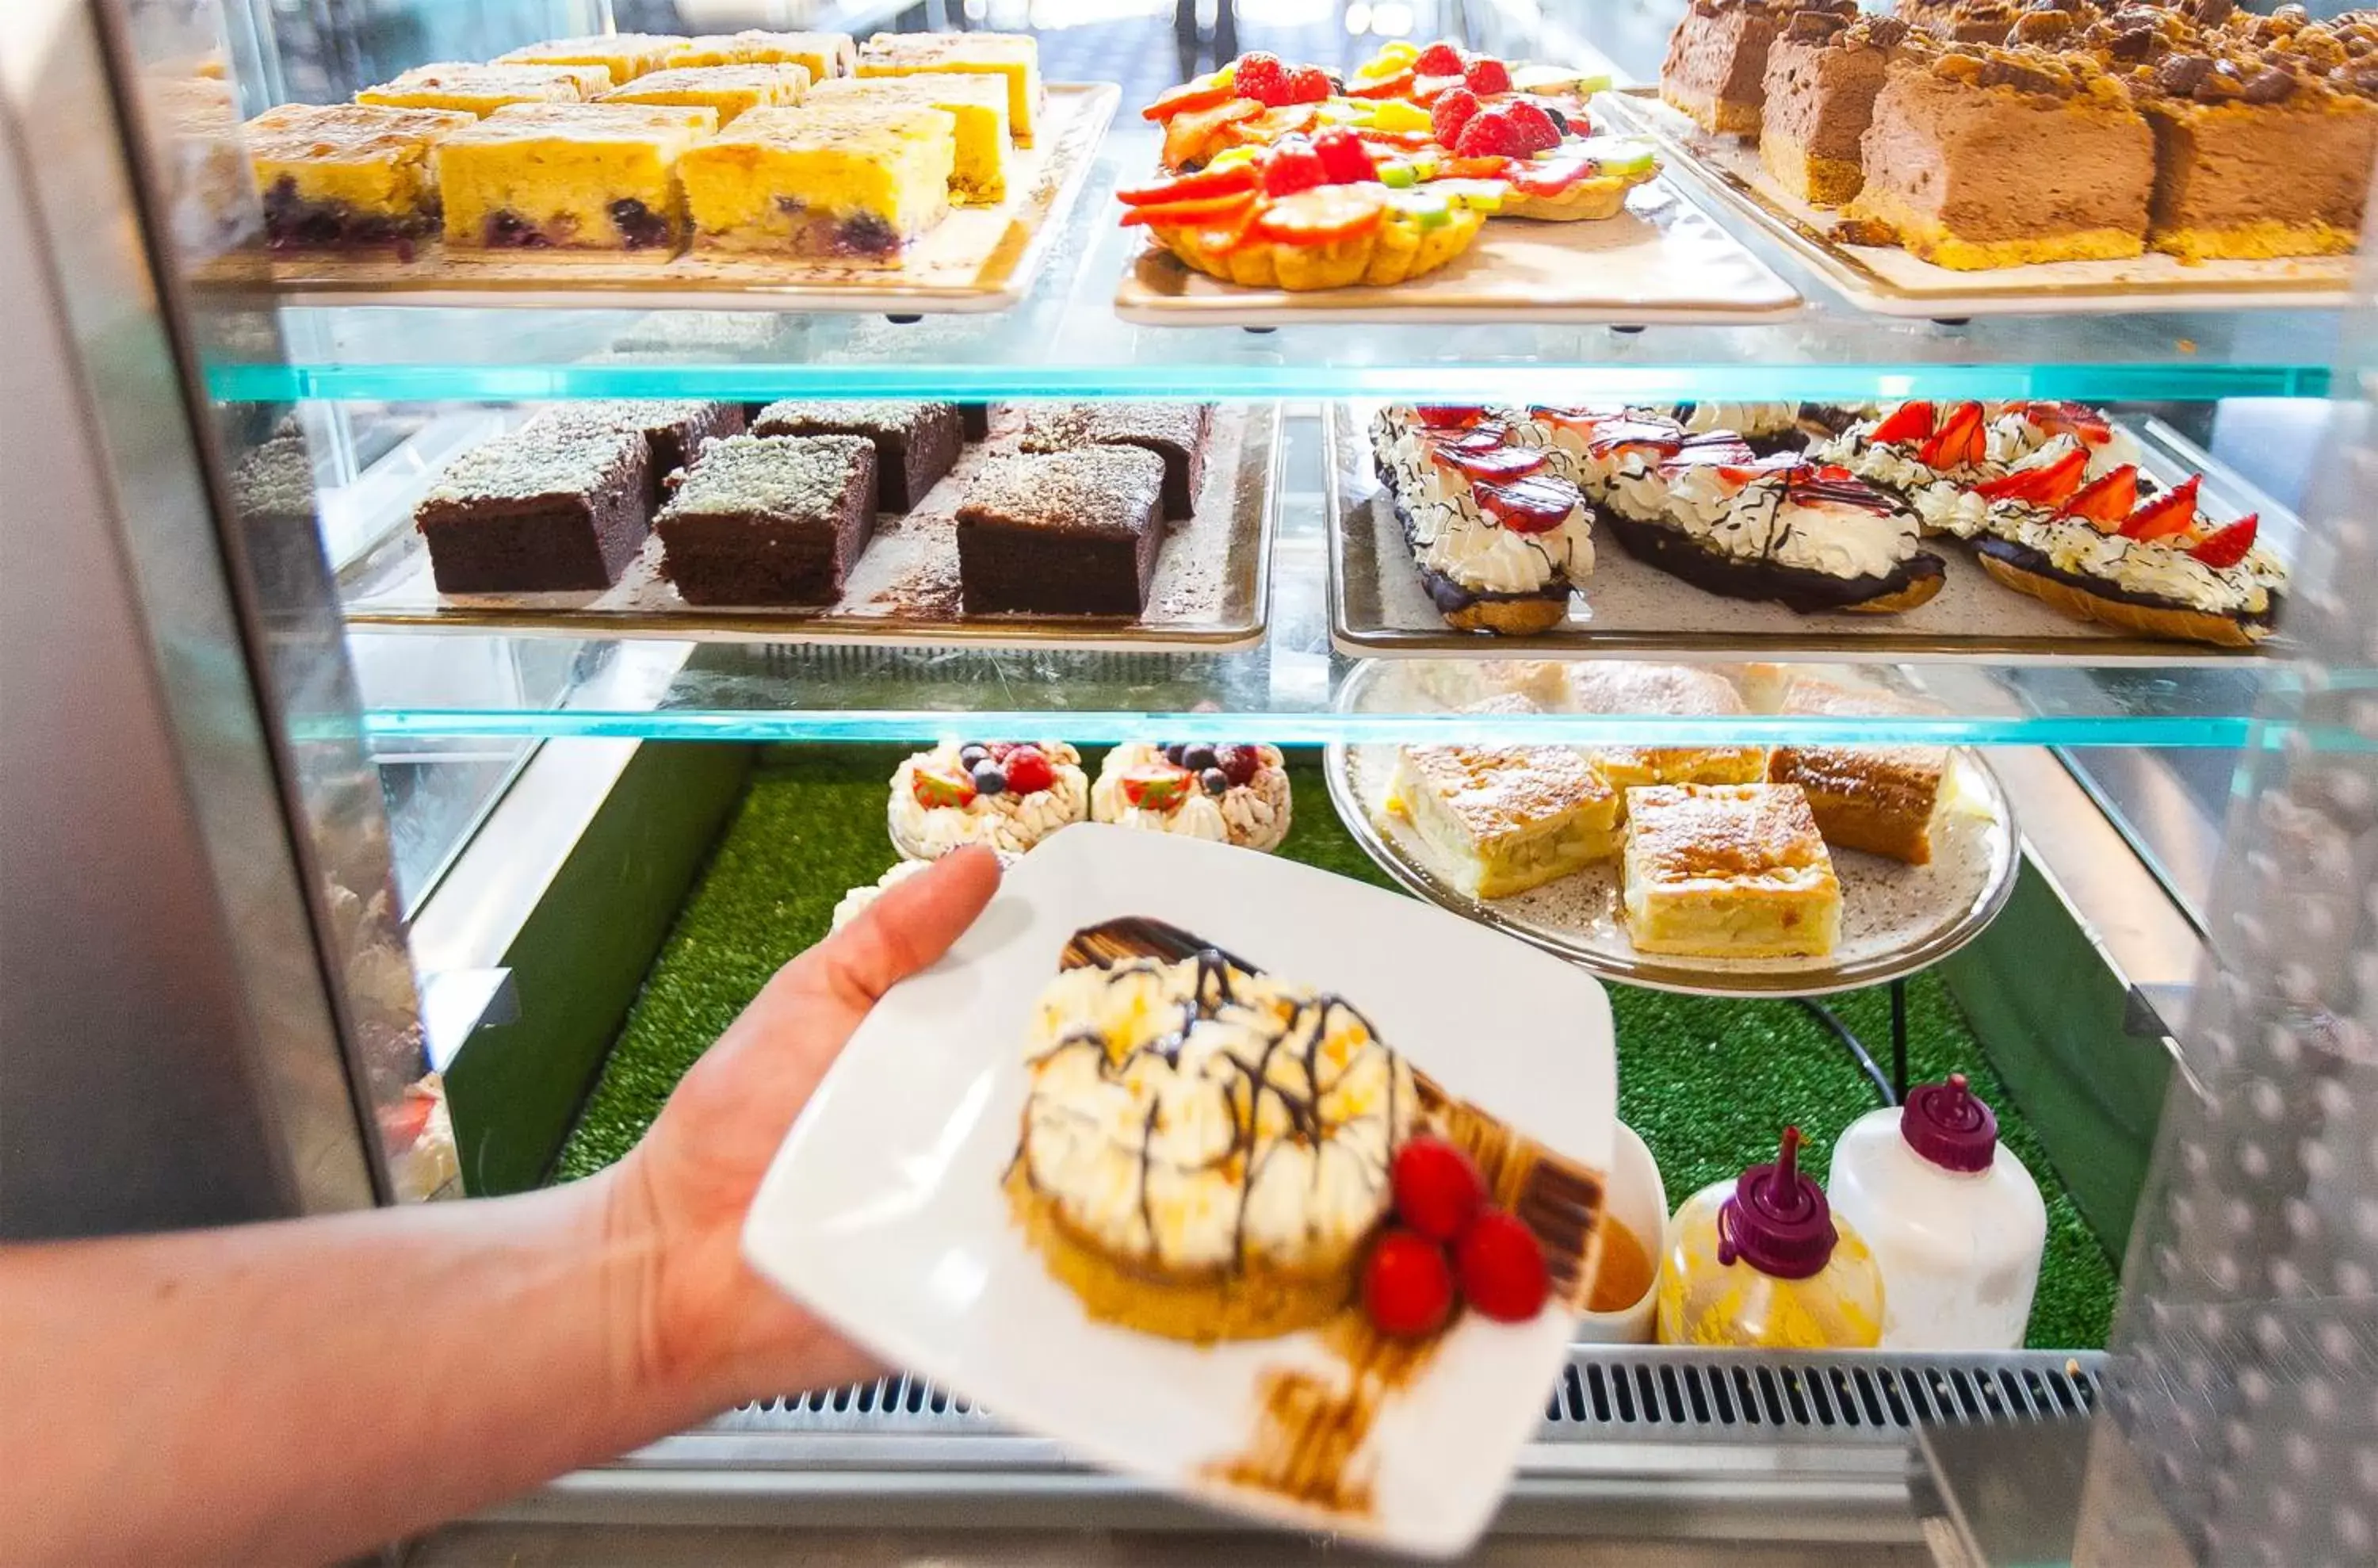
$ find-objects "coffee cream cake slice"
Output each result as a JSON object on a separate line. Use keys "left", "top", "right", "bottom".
{"left": 1662, "top": 0, "right": 1798, "bottom": 135}
{"left": 1007, "top": 927, "right": 1416, "bottom": 1343}
{"left": 1842, "top": 44, "right": 2154, "bottom": 268}
{"left": 678, "top": 101, "right": 956, "bottom": 259}
{"left": 1387, "top": 729, "right": 1622, "bottom": 900}
{"left": 437, "top": 102, "right": 715, "bottom": 250}
{"left": 1621, "top": 783, "right": 1842, "bottom": 958}
{"left": 1761, "top": 10, "right": 1912, "bottom": 205}
{"left": 1761, "top": 675, "right": 1948, "bottom": 866}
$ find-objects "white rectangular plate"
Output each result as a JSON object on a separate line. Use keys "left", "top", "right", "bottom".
{"left": 742, "top": 825, "right": 1616, "bottom": 1558}
{"left": 341, "top": 403, "right": 1278, "bottom": 653}
{"left": 198, "top": 83, "right": 1118, "bottom": 314}
{"left": 1325, "top": 403, "right": 2293, "bottom": 664}
{"left": 1114, "top": 175, "right": 1802, "bottom": 326}
{"left": 1599, "top": 88, "right": 2353, "bottom": 316}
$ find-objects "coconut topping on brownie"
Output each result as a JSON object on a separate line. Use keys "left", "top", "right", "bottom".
{"left": 656, "top": 431, "right": 873, "bottom": 518}
{"left": 419, "top": 422, "right": 644, "bottom": 511}
{"left": 965, "top": 448, "right": 1167, "bottom": 535}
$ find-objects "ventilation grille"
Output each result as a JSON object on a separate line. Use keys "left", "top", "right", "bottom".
{"left": 712, "top": 1348, "right": 2103, "bottom": 1448}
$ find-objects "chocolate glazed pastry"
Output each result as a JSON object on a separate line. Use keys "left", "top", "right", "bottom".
{"left": 1374, "top": 461, "right": 1573, "bottom": 636}
{"left": 1972, "top": 536, "right": 2272, "bottom": 647}
{"left": 1602, "top": 509, "right": 1947, "bottom": 614}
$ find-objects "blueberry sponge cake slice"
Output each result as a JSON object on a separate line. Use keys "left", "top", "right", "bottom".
{"left": 858, "top": 30, "right": 1044, "bottom": 145}
{"left": 678, "top": 101, "right": 956, "bottom": 260}
{"left": 243, "top": 102, "right": 475, "bottom": 251}
{"left": 437, "top": 101, "right": 715, "bottom": 250}
{"left": 806, "top": 75, "right": 1012, "bottom": 204}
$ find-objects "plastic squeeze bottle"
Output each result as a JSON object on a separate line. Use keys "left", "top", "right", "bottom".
{"left": 1827, "top": 1073, "right": 2046, "bottom": 1350}
{"left": 1655, "top": 1126, "right": 1883, "bottom": 1349}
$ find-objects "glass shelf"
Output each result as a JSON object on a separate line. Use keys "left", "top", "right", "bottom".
{"left": 205, "top": 132, "right": 2345, "bottom": 407}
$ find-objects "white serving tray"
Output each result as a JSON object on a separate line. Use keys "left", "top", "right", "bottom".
{"left": 743, "top": 825, "right": 1615, "bottom": 1557}
{"left": 1114, "top": 174, "right": 1803, "bottom": 327}
{"left": 1599, "top": 87, "right": 2354, "bottom": 317}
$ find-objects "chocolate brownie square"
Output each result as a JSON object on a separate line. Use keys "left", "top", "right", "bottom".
{"left": 528, "top": 400, "right": 745, "bottom": 507}
{"left": 415, "top": 423, "right": 652, "bottom": 592}
{"left": 750, "top": 399, "right": 962, "bottom": 511}
{"left": 655, "top": 433, "right": 877, "bottom": 605}
{"left": 955, "top": 447, "right": 1166, "bottom": 616}
{"left": 1015, "top": 401, "right": 1210, "bottom": 520}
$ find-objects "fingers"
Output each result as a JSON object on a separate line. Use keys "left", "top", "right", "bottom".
{"left": 796, "top": 846, "right": 1004, "bottom": 1017}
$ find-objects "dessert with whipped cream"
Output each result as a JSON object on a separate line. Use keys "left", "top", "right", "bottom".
{"left": 889, "top": 740, "right": 1088, "bottom": 858}
{"left": 1092, "top": 741, "right": 1292, "bottom": 853}
{"left": 1609, "top": 445, "right": 1946, "bottom": 614}
{"left": 1963, "top": 456, "right": 2284, "bottom": 647}
{"left": 1371, "top": 406, "right": 1596, "bottom": 636}
{"left": 1816, "top": 399, "right": 2139, "bottom": 539}
{"left": 1007, "top": 924, "right": 1417, "bottom": 1341}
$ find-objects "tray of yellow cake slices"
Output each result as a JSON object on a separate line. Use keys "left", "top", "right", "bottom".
{"left": 201, "top": 75, "right": 1118, "bottom": 313}
{"left": 742, "top": 825, "right": 1616, "bottom": 1558}
{"left": 1321, "top": 658, "right": 2019, "bottom": 996}
{"left": 1597, "top": 87, "right": 2355, "bottom": 317}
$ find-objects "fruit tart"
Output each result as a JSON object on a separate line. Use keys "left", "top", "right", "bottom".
{"left": 1611, "top": 447, "right": 1948, "bottom": 614}
{"left": 1091, "top": 741, "right": 1293, "bottom": 852}
{"left": 1007, "top": 916, "right": 1600, "bottom": 1344}
{"left": 888, "top": 740, "right": 1089, "bottom": 859}
{"left": 1371, "top": 405, "right": 1596, "bottom": 635}
{"left": 1965, "top": 461, "right": 2284, "bottom": 647}
{"left": 1120, "top": 131, "right": 1491, "bottom": 290}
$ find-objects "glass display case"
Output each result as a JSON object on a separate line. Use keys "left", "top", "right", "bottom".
{"left": 7, "top": 0, "right": 2375, "bottom": 1561}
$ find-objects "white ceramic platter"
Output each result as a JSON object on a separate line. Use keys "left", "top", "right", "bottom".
{"left": 743, "top": 824, "right": 1617, "bottom": 1557}
{"left": 1599, "top": 88, "right": 2353, "bottom": 317}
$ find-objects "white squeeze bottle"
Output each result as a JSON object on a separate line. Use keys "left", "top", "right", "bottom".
{"left": 1827, "top": 1074, "right": 2047, "bottom": 1350}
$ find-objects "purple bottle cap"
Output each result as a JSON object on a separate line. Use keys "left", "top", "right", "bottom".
{"left": 1716, "top": 1126, "right": 1837, "bottom": 1281}
{"left": 1901, "top": 1073, "right": 1998, "bottom": 1173}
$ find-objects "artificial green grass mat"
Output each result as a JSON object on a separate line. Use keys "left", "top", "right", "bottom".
{"left": 554, "top": 744, "right": 2118, "bottom": 1350}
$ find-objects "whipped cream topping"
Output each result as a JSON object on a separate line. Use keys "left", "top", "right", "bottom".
{"left": 831, "top": 851, "right": 1020, "bottom": 931}
{"left": 889, "top": 742, "right": 1088, "bottom": 858}
{"left": 1817, "top": 427, "right": 2002, "bottom": 495}
{"left": 1017, "top": 950, "right": 1416, "bottom": 1275}
{"left": 1508, "top": 407, "right": 1687, "bottom": 503}
{"left": 1090, "top": 742, "right": 1292, "bottom": 852}
{"left": 1982, "top": 404, "right": 2143, "bottom": 477}
{"left": 1980, "top": 504, "right": 2285, "bottom": 617}
{"left": 1372, "top": 407, "right": 1593, "bottom": 595}
{"left": 1661, "top": 462, "right": 1921, "bottom": 580}
{"left": 1665, "top": 401, "right": 1801, "bottom": 439}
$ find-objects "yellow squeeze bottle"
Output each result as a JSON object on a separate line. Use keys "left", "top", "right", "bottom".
{"left": 1655, "top": 1126, "right": 1883, "bottom": 1350}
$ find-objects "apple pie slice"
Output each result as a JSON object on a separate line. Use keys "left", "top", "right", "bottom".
{"left": 1388, "top": 738, "right": 1621, "bottom": 900}
{"left": 1621, "top": 783, "right": 1841, "bottom": 958}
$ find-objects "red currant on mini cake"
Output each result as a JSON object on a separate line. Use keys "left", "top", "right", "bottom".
{"left": 1091, "top": 742, "right": 1293, "bottom": 852}
{"left": 887, "top": 741, "right": 1088, "bottom": 859}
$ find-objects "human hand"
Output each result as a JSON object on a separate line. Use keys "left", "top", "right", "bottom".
{"left": 602, "top": 846, "right": 1003, "bottom": 1411}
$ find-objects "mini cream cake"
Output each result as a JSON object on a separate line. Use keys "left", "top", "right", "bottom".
{"left": 888, "top": 741, "right": 1088, "bottom": 858}
{"left": 1389, "top": 732, "right": 1623, "bottom": 899}
{"left": 243, "top": 102, "right": 475, "bottom": 248}
{"left": 1091, "top": 742, "right": 1293, "bottom": 853}
{"left": 667, "top": 30, "right": 857, "bottom": 82}
{"left": 858, "top": 31, "right": 1045, "bottom": 144}
{"left": 358, "top": 62, "right": 611, "bottom": 117}
{"left": 1563, "top": 662, "right": 1768, "bottom": 795}
{"left": 1007, "top": 947, "right": 1416, "bottom": 1341}
{"left": 1622, "top": 783, "right": 1841, "bottom": 958}
{"left": 496, "top": 33, "right": 684, "bottom": 86}
{"left": 600, "top": 63, "right": 812, "bottom": 125}
{"left": 679, "top": 101, "right": 956, "bottom": 259}
{"left": 1369, "top": 407, "right": 1595, "bottom": 636}
{"left": 805, "top": 74, "right": 1011, "bottom": 204}
{"left": 437, "top": 101, "right": 716, "bottom": 250}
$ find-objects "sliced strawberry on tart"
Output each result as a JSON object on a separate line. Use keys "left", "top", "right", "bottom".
{"left": 1967, "top": 468, "right": 2284, "bottom": 648}
{"left": 1369, "top": 405, "right": 1595, "bottom": 634}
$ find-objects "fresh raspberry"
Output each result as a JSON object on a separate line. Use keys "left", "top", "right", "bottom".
{"left": 1463, "top": 55, "right": 1514, "bottom": 95}
{"left": 1283, "top": 63, "right": 1332, "bottom": 104}
{"left": 1309, "top": 125, "right": 1376, "bottom": 185}
{"left": 1233, "top": 51, "right": 1288, "bottom": 107}
{"left": 1363, "top": 1229, "right": 1455, "bottom": 1338}
{"left": 1000, "top": 744, "right": 1056, "bottom": 795}
{"left": 1214, "top": 743, "right": 1264, "bottom": 788}
{"left": 1413, "top": 40, "right": 1466, "bottom": 77}
{"left": 1430, "top": 86, "right": 1480, "bottom": 148}
{"left": 1261, "top": 139, "right": 1329, "bottom": 196}
{"left": 1453, "top": 105, "right": 1528, "bottom": 159}
{"left": 1456, "top": 1210, "right": 1550, "bottom": 1323}
{"left": 1504, "top": 98, "right": 1563, "bottom": 154}
{"left": 1392, "top": 1136, "right": 1487, "bottom": 1242}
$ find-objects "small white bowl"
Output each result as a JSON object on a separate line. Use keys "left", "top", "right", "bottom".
{"left": 1575, "top": 1121, "right": 1666, "bottom": 1344}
